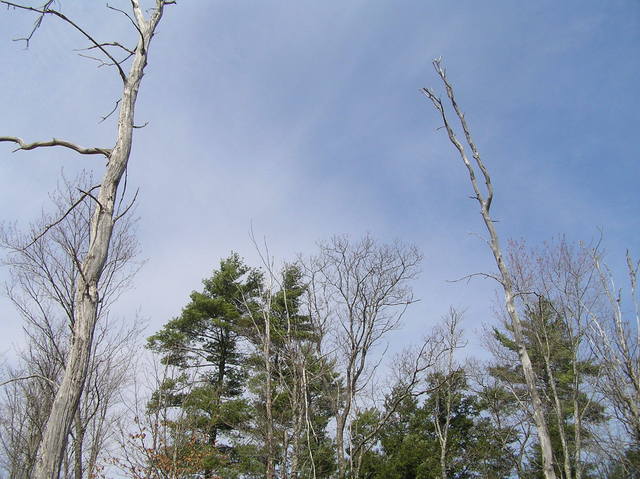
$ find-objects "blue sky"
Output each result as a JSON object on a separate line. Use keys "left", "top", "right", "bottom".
{"left": 0, "top": 1, "right": 638, "bottom": 359}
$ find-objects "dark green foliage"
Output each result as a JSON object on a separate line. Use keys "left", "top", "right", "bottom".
{"left": 146, "top": 253, "right": 262, "bottom": 476}
{"left": 357, "top": 371, "right": 513, "bottom": 479}
{"left": 245, "top": 264, "right": 337, "bottom": 478}
{"left": 605, "top": 447, "right": 640, "bottom": 479}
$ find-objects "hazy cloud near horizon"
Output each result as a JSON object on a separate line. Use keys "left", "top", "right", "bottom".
{"left": 1, "top": 1, "right": 638, "bottom": 360}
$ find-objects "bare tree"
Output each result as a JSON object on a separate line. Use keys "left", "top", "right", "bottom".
{"left": 243, "top": 241, "right": 319, "bottom": 479}
{"left": 110, "top": 357, "right": 202, "bottom": 479}
{"left": 0, "top": 174, "right": 142, "bottom": 479}
{"left": 0, "top": 362, "right": 58, "bottom": 479}
{"left": 304, "top": 234, "right": 421, "bottom": 479}
{"left": 588, "top": 249, "right": 640, "bottom": 472}
{"left": 422, "top": 59, "right": 557, "bottom": 479}
{"left": 0, "top": 2, "right": 174, "bottom": 478}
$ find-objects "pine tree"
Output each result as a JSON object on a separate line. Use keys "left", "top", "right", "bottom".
{"left": 357, "top": 371, "right": 512, "bottom": 479}
{"left": 147, "top": 253, "right": 262, "bottom": 478}
{"left": 490, "top": 296, "right": 605, "bottom": 478}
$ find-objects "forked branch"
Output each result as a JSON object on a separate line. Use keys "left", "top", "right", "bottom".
{"left": 421, "top": 58, "right": 493, "bottom": 211}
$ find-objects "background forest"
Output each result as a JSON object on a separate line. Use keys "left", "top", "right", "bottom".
{"left": 0, "top": 1, "right": 639, "bottom": 479}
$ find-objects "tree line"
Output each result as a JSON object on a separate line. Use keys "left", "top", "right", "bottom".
{"left": 1, "top": 223, "right": 639, "bottom": 478}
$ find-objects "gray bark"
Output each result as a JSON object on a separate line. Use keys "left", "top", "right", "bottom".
{"left": 422, "top": 59, "right": 557, "bottom": 479}
{"left": 3, "top": 3, "right": 175, "bottom": 479}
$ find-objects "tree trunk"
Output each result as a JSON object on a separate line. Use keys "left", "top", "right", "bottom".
{"left": 74, "top": 408, "right": 84, "bottom": 479}
{"left": 422, "top": 59, "right": 557, "bottom": 479}
{"left": 31, "top": 4, "right": 170, "bottom": 478}
{"left": 335, "top": 413, "right": 347, "bottom": 479}
{"left": 483, "top": 215, "right": 556, "bottom": 479}
{"left": 265, "top": 308, "right": 275, "bottom": 479}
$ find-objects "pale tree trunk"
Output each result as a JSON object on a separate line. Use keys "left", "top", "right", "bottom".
{"left": 301, "top": 363, "right": 318, "bottom": 479}
{"left": 543, "top": 349, "right": 571, "bottom": 478}
{"left": 422, "top": 59, "right": 556, "bottom": 479}
{"left": 265, "top": 314, "right": 275, "bottom": 479}
{"left": 73, "top": 408, "right": 84, "bottom": 479}
{"left": 284, "top": 350, "right": 304, "bottom": 479}
{"left": 0, "top": 3, "right": 174, "bottom": 479}
{"left": 335, "top": 415, "right": 346, "bottom": 479}
{"left": 573, "top": 373, "right": 582, "bottom": 479}
{"left": 289, "top": 369, "right": 304, "bottom": 479}
{"left": 432, "top": 373, "right": 451, "bottom": 479}
{"left": 334, "top": 386, "right": 351, "bottom": 479}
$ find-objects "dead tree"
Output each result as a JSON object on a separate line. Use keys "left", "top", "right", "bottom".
{"left": 422, "top": 59, "right": 557, "bottom": 479}
{"left": 0, "top": 2, "right": 174, "bottom": 478}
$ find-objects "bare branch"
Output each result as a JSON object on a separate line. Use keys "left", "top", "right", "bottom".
{"left": 99, "top": 99, "right": 121, "bottom": 123}
{"left": 114, "top": 187, "right": 139, "bottom": 222}
{"left": 74, "top": 41, "right": 135, "bottom": 56}
{"left": 0, "top": 136, "right": 112, "bottom": 157}
{"left": 432, "top": 58, "right": 494, "bottom": 210}
{"left": 447, "top": 271, "right": 504, "bottom": 285}
{"left": 0, "top": 1, "right": 128, "bottom": 81}
{"left": 77, "top": 186, "right": 103, "bottom": 211}
{"left": 0, "top": 374, "right": 57, "bottom": 388}
{"left": 107, "top": 3, "right": 143, "bottom": 41}
{"left": 2, "top": 0, "right": 54, "bottom": 48}
{"left": 20, "top": 185, "right": 101, "bottom": 251}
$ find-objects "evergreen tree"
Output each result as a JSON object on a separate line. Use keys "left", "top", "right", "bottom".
{"left": 147, "top": 253, "right": 262, "bottom": 478}
{"left": 490, "top": 296, "right": 605, "bottom": 479}
{"left": 357, "top": 371, "right": 512, "bottom": 479}
{"left": 245, "top": 264, "right": 336, "bottom": 478}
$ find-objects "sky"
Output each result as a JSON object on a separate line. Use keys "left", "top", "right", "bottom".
{"left": 0, "top": 1, "right": 638, "bottom": 363}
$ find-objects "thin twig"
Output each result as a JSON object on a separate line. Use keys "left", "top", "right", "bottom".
{"left": 446, "top": 271, "right": 504, "bottom": 285}
{"left": 4, "top": 0, "right": 55, "bottom": 48}
{"left": 99, "top": 99, "right": 121, "bottom": 124}
{"left": 78, "top": 187, "right": 103, "bottom": 211}
{"left": 74, "top": 41, "right": 135, "bottom": 55}
{"left": 114, "top": 190, "right": 140, "bottom": 224}
{"left": 107, "top": 3, "right": 144, "bottom": 41}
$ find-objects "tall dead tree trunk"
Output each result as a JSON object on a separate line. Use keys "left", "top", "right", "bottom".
{"left": 0, "top": 2, "right": 173, "bottom": 478}
{"left": 422, "top": 58, "right": 557, "bottom": 479}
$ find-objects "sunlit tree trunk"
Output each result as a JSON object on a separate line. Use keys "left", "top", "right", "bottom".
{"left": 422, "top": 59, "right": 557, "bottom": 479}
{"left": 0, "top": 3, "right": 173, "bottom": 478}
